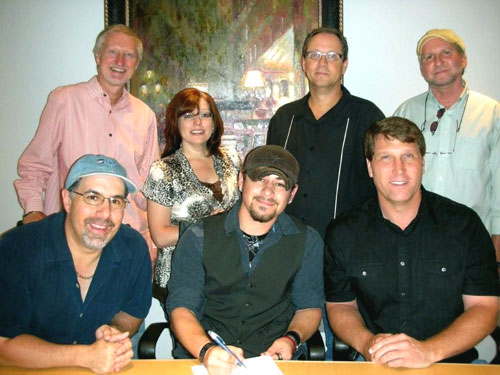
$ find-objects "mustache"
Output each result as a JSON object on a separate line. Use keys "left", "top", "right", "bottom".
{"left": 84, "top": 218, "right": 115, "bottom": 229}
{"left": 254, "top": 196, "right": 278, "bottom": 205}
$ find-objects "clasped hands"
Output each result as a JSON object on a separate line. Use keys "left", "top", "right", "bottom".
{"left": 86, "top": 324, "right": 133, "bottom": 374}
{"left": 365, "top": 333, "right": 434, "bottom": 368}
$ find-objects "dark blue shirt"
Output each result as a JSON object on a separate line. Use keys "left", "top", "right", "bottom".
{"left": 166, "top": 202, "right": 325, "bottom": 319}
{"left": 0, "top": 212, "right": 152, "bottom": 345}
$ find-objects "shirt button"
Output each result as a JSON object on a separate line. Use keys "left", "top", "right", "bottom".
{"left": 108, "top": 133, "right": 113, "bottom": 137}
{"left": 245, "top": 303, "right": 251, "bottom": 307}
{"left": 240, "top": 320, "right": 245, "bottom": 325}
{"left": 79, "top": 313, "right": 83, "bottom": 318}
{"left": 303, "top": 193, "right": 308, "bottom": 198}
{"left": 400, "top": 292, "right": 406, "bottom": 297}
{"left": 73, "top": 340, "right": 77, "bottom": 344}
{"left": 236, "top": 339, "right": 241, "bottom": 344}
{"left": 400, "top": 261, "right": 405, "bottom": 267}
{"left": 109, "top": 110, "right": 112, "bottom": 114}
{"left": 247, "top": 283, "right": 254, "bottom": 288}
{"left": 441, "top": 267, "right": 447, "bottom": 272}
{"left": 362, "top": 271, "right": 367, "bottom": 276}
{"left": 75, "top": 283, "right": 80, "bottom": 288}
{"left": 309, "top": 146, "right": 315, "bottom": 151}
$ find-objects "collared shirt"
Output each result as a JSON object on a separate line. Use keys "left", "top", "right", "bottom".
{"left": 394, "top": 82, "right": 500, "bottom": 235}
{"left": 15, "top": 76, "right": 159, "bottom": 251}
{"left": 166, "top": 201, "right": 325, "bottom": 319}
{"left": 267, "top": 86, "right": 384, "bottom": 237}
{"left": 0, "top": 212, "right": 152, "bottom": 345}
{"left": 324, "top": 189, "right": 500, "bottom": 343}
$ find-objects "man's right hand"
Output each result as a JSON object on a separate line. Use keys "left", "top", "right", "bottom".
{"left": 81, "top": 338, "right": 131, "bottom": 374}
{"left": 22, "top": 211, "right": 46, "bottom": 224}
{"left": 204, "top": 345, "right": 244, "bottom": 375}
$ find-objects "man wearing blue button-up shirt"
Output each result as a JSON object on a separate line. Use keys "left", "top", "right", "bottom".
{"left": 0, "top": 155, "right": 151, "bottom": 373}
{"left": 324, "top": 117, "right": 499, "bottom": 368}
{"left": 394, "top": 29, "right": 500, "bottom": 268}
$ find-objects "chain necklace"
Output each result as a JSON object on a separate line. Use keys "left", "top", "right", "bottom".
{"left": 76, "top": 272, "right": 94, "bottom": 280}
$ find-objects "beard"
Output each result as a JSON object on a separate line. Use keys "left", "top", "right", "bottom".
{"left": 81, "top": 218, "right": 115, "bottom": 250}
{"left": 248, "top": 197, "right": 278, "bottom": 223}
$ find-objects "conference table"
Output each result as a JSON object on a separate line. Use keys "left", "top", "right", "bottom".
{"left": 0, "top": 359, "right": 498, "bottom": 375}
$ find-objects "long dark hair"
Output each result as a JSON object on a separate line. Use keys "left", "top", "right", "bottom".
{"left": 162, "top": 88, "right": 224, "bottom": 157}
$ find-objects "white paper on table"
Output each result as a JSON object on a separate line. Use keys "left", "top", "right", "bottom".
{"left": 191, "top": 355, "right": 283, "bottom": 375}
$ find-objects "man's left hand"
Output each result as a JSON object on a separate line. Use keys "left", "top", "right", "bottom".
{"left": 261, "top": 336, "right": 295, "bottom": 360}
{"left": 368, "top": 333, "right": 434, "bottom": 368}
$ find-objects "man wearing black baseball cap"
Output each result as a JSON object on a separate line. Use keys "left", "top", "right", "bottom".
{"left": 0, "top": 154, "right": 152, "bottom": 373}
{"left": 167, "top": 145, "right": 324, "bottom": 374}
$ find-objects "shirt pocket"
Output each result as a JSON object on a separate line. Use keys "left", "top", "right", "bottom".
{"left": 349, "top": 262, "right": 384, "bottom": 278}
{"left": 348, "top": 262, "right": 385, "bottom": 304}
{"left": 455, "top": 136, "right": 485, "bottom": 170}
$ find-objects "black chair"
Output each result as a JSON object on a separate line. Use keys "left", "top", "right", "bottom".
{"left": 138, "top": 322, "right": 325, "bottom": 360}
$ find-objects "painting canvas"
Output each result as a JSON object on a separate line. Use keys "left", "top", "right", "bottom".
{"left": 127, "top": 0, "right": 321, "bottom": 155}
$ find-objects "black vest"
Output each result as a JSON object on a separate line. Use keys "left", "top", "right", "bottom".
{"left": 199, "top": 212, "right": 307, "bottom": 357}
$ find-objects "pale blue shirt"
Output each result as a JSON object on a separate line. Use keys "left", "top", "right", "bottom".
{"left": 394, "top": 82, "right": 500, "bottom": 235}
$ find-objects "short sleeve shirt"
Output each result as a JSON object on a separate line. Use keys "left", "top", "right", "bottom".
{"left": 0, "top": 212, "right": 152, "bottom": 345}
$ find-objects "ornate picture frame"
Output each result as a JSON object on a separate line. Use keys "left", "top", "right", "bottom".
{"left": 105, "top": 0, "right": 342, "bottom": 155}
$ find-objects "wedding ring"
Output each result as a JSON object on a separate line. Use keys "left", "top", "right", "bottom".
{"left": 277, "top": 353, "right": 283, "bottom": 360}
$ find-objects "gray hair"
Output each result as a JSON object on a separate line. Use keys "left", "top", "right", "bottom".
{"left": 93, "top": 24, "right": 143, "bottom": 62}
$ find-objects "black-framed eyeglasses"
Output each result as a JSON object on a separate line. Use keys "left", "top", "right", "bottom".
{"left": 305, "top": 50, "right": 343, "bottom": 61}
{"left": 182, "top": 112, "right": 213, "bottom": 120}
{"left": 70, "top": 190, "right": 128, "bottom": 210}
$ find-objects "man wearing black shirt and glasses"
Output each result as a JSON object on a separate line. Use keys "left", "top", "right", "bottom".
{"left": 324, "top": 117, "right": 499, "bottom": 368}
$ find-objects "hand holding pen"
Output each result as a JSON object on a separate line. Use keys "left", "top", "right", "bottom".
{"left": 207, "top": 330, "right": 247, "bottom": 369}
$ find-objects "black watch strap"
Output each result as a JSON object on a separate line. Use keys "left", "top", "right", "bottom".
{"left": 199, "top": 342, "right": 217, "bottom": 363}
{"left": 284, "top": 330, "right": 301, "bottom": 349}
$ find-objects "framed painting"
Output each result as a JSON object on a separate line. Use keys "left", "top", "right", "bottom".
{"left": 105, "top": 0, "right": 342, "bottom": 155}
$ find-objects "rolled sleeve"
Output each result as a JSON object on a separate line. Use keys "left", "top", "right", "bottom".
{"left": 291, "top": 226, "right": 325, "bottom": 309}
{"left": 165, "top": 223, "right": 206, "bottom": 319}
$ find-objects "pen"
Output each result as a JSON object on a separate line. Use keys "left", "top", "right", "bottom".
{"left": 207, "top": 330, "right": 247, "bottom": 369}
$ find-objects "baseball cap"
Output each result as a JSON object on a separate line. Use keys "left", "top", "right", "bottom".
{"left": 243, "top": 145, "right": 299, "bottom": 190}
{"left": 416, "top": 29, "right": 466, "bottom": 56}
{"left": 65, "top": 154, "right": 137, "bottom": 193}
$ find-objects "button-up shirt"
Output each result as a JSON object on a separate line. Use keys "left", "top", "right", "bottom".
{"left": 394, "top": 82, "right": 500, "bottom": 235}
{"left": 325, "top": 189, "right": 500, "bottom": 343}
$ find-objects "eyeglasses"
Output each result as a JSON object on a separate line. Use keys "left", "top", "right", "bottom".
{"left": 305, "top": 51, "right": 343, "bottom": 61}
{"left": 429, "top": 107, "right": 446, "bottom": 135}
{"left": 182, "top": 112, "right": 213, "bottom": 120}
{"left": 70, "top": 190, "right": 128, "bottom": 210}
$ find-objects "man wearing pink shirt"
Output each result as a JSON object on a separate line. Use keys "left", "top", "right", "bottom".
{"left": 15, "top": 24, "right": 159, "bottom": 261}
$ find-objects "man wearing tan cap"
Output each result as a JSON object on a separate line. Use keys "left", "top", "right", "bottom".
{"left": 394, "top": 29, "right": 500, "bottom": 271}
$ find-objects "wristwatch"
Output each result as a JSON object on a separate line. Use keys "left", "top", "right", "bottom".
{"left": 199, "top": 342, "right": 217, "bottom": 363}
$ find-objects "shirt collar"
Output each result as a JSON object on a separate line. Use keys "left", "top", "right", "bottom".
{"left": 428, "top": 80, "right": 469, "bottom": 110}
{"left": 371, "top": 188, "right": 436, "bottom": 235}
{"left": 88, "top": 76, "right": 131, "bottom": 108}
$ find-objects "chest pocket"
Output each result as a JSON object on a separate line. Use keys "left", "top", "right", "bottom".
{"left": 455, "top": 136, "right": 486, "bottom": 170}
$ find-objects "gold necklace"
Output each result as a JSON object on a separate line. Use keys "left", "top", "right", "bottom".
{"left": 76, "top": 272, "right": 94, "bottom": 280}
